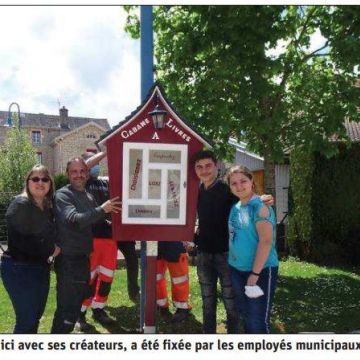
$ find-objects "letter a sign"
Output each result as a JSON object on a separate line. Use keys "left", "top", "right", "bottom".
{"left": 152, "top": 132, "right": 160, "bottom": 140}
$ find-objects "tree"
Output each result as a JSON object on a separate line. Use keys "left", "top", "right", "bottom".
{"left": 0, "top": 114, "right": 37, "bottom": 194}
{"left": 125, "top": 5, "right": 360, "bottom": 195}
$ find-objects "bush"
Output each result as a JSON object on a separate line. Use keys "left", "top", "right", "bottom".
{"left": 54, "top": 173, "right": 69, "bottom": 190}
{"left": 311, "top": 144, "right": 360, "bottom": 265}
{"left": 287, "top": 147, "right": 314, "bottom": 259}
{"left": 0, "top": 119, "right": 37, "bottom": 193}
{"left": 0, "top": 192, "right": 16, "bottom": 243}
{"left": 288, "top": 143, "right": 360, "bottom": 265}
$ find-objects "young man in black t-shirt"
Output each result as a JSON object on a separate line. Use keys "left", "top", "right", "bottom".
{"left": 188, "top": 150, "right": 240, "bottom": 334}
{"left": 188, "top": 150, "right": 273, "bottom": 334}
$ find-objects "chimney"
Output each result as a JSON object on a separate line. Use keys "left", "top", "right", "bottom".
{"left": 59, "top": 106, "right": 69, "bottom": 129}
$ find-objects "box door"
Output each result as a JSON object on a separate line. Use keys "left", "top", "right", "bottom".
{"left": 122, "top": 142, "right": 188, "bottom": 225}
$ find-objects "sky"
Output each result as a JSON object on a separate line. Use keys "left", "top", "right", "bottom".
{"left": 0, "top": 6, "right": 140, "bottom": 127}
{"left": 0, "top": 5, "right": 328, "bottom": 129}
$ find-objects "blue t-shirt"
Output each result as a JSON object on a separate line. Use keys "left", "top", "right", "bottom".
{"left": 228, "top": 195, "right": 279, "bottom": 271}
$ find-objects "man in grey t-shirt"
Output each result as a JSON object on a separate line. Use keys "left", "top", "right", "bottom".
{"left": 51, "top": 157, "right": 120, "bottom": 334}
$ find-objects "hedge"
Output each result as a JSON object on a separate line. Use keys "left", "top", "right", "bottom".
{"left": 288, "top": 143, "right": 360, "bottom": 265}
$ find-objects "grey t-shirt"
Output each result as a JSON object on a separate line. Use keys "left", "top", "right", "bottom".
{"left": 54, "top": 184, "right": 105, "bottom": 255}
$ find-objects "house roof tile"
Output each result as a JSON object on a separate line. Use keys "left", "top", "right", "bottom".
{"left": 344, "top": 119, "right": 360, "bottom": 142}
{"left": 0, "top": 110, "right": 110, "bottom": 130}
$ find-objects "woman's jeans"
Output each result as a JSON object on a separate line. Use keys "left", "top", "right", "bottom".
{"left": 230, "top": 266, "right": 278, "bottom": 334}
{"left": 1, "top": 255, "right": 50, "bottom": 334}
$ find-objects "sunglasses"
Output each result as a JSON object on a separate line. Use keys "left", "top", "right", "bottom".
{"left": 29, "top": 177, "right": 50, "bottom": 183}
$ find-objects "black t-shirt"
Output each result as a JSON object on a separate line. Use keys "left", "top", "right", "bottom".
{"left": 86, "top": 177, "right": 112, "bottom": 239}
{"left": 5, "top": 195, "right": 56, "bottom": 263}
{"left": 158, "top": 241, "right": 186, "bottom": 262}
{"left": 196, "top": 179, "right": 238, "bottom": 253}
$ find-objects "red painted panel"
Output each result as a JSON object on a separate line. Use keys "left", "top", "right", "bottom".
{"left": 106, "top": 89, "right": 206, "bottom": 243}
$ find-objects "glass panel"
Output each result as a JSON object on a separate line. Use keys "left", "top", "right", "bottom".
{"left": 149, "top": 150, "right": 181, "bottom": 164}
{"left": 148, "top": 169, "right": 161, "bottom": 199}
{"left": 128, "top": 149, "right": 143, "bottom": 199}
{"left": 167, "top": 170, "right": 181, "bottom": 219}
{"left": 128, "top": 205, "right": 161, "bottom": 218}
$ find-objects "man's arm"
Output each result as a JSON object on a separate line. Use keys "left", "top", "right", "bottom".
{"left": 86, "top": 151, "right": 107, "bottom": 169}
{"left": 55, "top": 191, "right": 105, "bottom": 229}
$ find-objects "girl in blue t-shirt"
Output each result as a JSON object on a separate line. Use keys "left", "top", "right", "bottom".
{"left": 226, "top": 165, "right": 279, "bottom": 334}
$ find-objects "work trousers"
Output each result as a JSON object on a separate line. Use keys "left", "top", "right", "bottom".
{"left": 1, "top": 256, "right": 50, "bottom": 334}
{"left": 81, "top": 238, "right": 118, "bottom": 311}
{"left": 156, "top": 253, "right": 192, "bottom": 310}
{"left": 197, "top": 251, "right": 240, "bottom": 334}
{"left": 51, "top": 254, "right": 89, "bottom": 333}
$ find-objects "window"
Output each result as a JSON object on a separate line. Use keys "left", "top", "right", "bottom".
{"left": 86, "top": 133, "right": 97, "bottom": 139}
{"left": 36, "top": 152, "right": 42, "bottom": 164}
{"left": 31, "top": 131, "right": 41, "bottom": 144}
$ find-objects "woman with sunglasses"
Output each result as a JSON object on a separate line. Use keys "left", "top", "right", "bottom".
{"left": 1, "top": 164, "right": 60, "bottom": 333}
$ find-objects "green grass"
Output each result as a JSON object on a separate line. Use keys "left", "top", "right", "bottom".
{"left": 1, "top": 258, "right": 360, "bottom": 334}
{"left": 272, "top": 258, "right": 360, "bottom": 333}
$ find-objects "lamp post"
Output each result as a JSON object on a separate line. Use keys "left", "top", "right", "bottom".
{"left": 7, "top": 102, "right": 21, "bottom": 129}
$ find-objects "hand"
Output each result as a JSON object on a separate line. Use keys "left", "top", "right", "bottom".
{"left": 260, "top": 194, "right": 274, "bottom": 206}
{"left": 183, "top": 241, "right": 195, "bottom": 252}
{"left": 53, "top": 245, "right": 61, "bottom": 257}
{"left": 48, "top": 245, "right": 61, "bottom": 264}
{"left": 101, "top": 196, "right": 122, "bottom": 214}
{"left": 246, "top": 274, "right": 259, "bottom": 286}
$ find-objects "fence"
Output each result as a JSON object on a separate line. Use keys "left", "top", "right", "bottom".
{"left": 0, "top": 192, "right": 15, "bottom": 252}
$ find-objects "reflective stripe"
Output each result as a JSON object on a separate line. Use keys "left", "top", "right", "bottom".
{"left": 157, "top": 298, "right": 168, "bottom": 307}
{"left": 172, "top": 274, "right": 188, "bottom": 285}
{"left": 265, "top": 268, "right": 272, "bottom": 334}
{"left": 156, "top": 273, "right": 164, "bottom": 281}
{"left": 91, "top": 301, "right": 105, "bottom": 309}
{"left": 90, "top": 269, "right": 97, "bottom": 279}
{"left": 173, "top": 301, "right": 189, "bottom": 309}
{"left": 98, "top": 265, "right": 114, "bottom": 278}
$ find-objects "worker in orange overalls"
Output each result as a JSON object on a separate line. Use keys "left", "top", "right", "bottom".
{"left": 156, "top": 241, "right": 192, "bottom": 323}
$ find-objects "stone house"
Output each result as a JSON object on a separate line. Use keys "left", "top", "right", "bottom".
{"left": 0, "top": 107, "right": 110, "bottom": 175}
